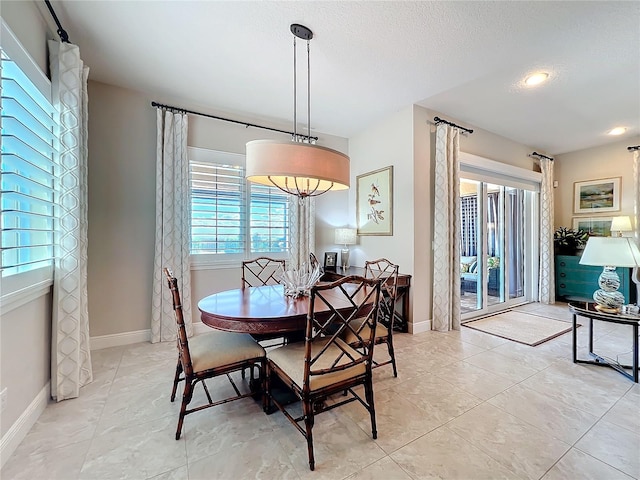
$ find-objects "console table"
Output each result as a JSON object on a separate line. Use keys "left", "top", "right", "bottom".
{"left": 322, "top": 266, "right": 411, "bottom": 332}
{"left": 569, "top": 302, "right": 639, "bottom": 382}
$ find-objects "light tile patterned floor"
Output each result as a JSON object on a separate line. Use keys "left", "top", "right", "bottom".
{"left": 2, "top": 302, "right": 639, "bottom": 479}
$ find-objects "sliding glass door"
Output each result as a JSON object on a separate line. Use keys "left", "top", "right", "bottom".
{"left": 460, "top": 178, "right": 531, "bottom": 318}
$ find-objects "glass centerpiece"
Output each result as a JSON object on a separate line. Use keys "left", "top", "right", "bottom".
{"left": 281, "top": 262, "right": 322, "bottom": 297}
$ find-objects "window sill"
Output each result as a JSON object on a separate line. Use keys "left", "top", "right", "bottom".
{"left": 0, "top": 266, "right": 53, "bottom": 315}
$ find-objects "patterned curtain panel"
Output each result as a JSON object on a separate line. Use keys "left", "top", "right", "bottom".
{"left": 538, "top": 158, "right": 555, "bottom": 304}
{"left": 49, "top": 41, "right": 92, "bottom": 401}
{"left": 151, "top": 110, "right": 191, "bottom": 343}
{"left": 288, "top": 196, "right": 315, "bottom": 269}
{"left": 432, "top": 124, "right": 461, "bottom": 331}
{"left": 634, "top": 151, "right": 639, "bottom": 246}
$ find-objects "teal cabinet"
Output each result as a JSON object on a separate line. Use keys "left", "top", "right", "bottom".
{"left": 555, "top": 255, "right": 636, "bottom": 304}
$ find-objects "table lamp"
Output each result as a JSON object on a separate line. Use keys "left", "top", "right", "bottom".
{"left": 335, "top": 228, "right": 357, "bottom": 270}
{"left": 610, "top": 216, "right": 633, "bottom": 237}
{"left": 579, "top": 237, "right": 640, "bottom": 313}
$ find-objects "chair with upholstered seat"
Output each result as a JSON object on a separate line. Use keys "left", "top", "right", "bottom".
{"left": 163, "top": 268, "right": 266, "bottom": 440}
{"left": 343, "top": 258, "right": 399, "bottom": 377}
{"left": 242, "top": 257, "right": 286, "bottom": 287}
{"left": 265, "top": 275, "right": 382, "bottom": 470}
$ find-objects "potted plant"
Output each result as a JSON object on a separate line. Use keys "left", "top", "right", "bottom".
{"left": 554, "top": 227, "right": 589, "bottom": 256}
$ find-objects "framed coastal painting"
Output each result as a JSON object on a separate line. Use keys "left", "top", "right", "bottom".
{"left": 356, "top": 166, "right": 393, "bottom": 236}
{"left": 573, "top": 177, "right": 621, "bottom": 214}
{"left": 572, "top": 217, "right": 613, "bottom": 237}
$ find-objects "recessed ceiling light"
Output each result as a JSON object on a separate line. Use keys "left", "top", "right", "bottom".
{"left": 608, "top": 127, "right": 627, "bottom": 136}
{"left": 524, "top": 72, "right": 549, "bottom": 86}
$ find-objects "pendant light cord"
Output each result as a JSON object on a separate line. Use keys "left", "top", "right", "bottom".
{"left": 293, "top": 35, "right": 297, "bottom": 141}
{"left": 307, "top": 39, "right": 311, "bottom": 142}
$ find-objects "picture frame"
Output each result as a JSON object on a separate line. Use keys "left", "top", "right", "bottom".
{"left": 356, "top": 166, "right": 393, "bottom": 236}
{"left": 573, "top": 177, "right": 621, "bottom": 214}
{"left": 572, "top": 217, "right": 613, "bottom": 237}
{"left": 323, "top": 252, "right": 337, "bottom": 271}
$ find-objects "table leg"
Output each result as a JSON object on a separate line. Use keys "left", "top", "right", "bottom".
{"left": 572, "top": 313, "right": 578, "bottom": 363}
{"left": 588, "top": 318, "right": 594, "bottom": 354}
{"left": 634, "top": 323, "right": 639, "bottom": 383}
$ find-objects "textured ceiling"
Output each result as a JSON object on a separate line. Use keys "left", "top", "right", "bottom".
{"left": 53, "top": 0, "right": 640, "bottom": 155}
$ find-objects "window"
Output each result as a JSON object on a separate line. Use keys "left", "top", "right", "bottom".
{"left": 1, "top": 48, "right": 57, "bottom": 278}
{"left": 189, "top": 147, "right": 289, "bottom": 264}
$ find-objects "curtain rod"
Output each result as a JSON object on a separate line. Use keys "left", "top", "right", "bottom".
{"left": 628, "top": 145, "right": 640, "bottom": 151}
{"left": 44, "top": 0, "right": 70, "bottom": 43}
{"left": 528, "top": 151, "right": 554, "bottom": 162}
{"left": 433, "top": 116, "right": 474, "bottom": 135}
{"left": 151, "top": 101, "right": 319, "bottom": 142}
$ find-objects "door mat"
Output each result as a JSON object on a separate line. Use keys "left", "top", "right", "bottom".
{"left": 463, "top": 310, "right": 577, "bottom": 346}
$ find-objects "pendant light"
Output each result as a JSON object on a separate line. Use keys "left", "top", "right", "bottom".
{"left": 246, "top": 24, "right": 350, "bottom": 198}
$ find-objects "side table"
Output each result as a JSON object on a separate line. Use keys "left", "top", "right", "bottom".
{"left": 569, "top": 302, "right": 639, "bottom": 382}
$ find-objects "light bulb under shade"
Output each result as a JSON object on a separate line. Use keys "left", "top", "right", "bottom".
{"left": 246, "top": 140, "right": 350, "bottom": 197}
{"left": 610, "top": 216, "right": 633, "bottom": 235}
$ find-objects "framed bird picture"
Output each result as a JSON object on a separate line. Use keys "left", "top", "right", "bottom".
{"left": 356, "top": 166, "right": 393, "bottom": 235}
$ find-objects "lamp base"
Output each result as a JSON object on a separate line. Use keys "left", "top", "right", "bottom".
{"left": 340, "top": 247, "right": 350, "bottom": 270}
{"left": 594, "top": 304, "right": 620, "bottom": 314}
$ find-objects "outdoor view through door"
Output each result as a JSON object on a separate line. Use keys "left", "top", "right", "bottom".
{"left": 460, "top": 179, "right": 527, "bottom": 316}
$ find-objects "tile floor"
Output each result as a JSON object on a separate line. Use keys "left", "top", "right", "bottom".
{"left": 2, "top": 302, "right": 639, "bottom": 479}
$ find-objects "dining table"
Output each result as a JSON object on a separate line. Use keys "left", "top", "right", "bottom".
{"left": 198, "top": 282, "right": 368, "bottom": 337}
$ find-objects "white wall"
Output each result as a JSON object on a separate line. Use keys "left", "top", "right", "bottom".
{"left": 554, "top": 136, "right": 639, "bottom": 229}
{"left": 346, "top": 105, "right": 540, "bottom": 331}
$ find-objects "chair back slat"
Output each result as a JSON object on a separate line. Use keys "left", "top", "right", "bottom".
{"left": 163, "top": 268, "right": 194, "bottom": 377}
{"left": 303, "top": 275, "right": 381, "bottom": 392}
{"left": 364, "top": 258, "right": 399, "bottom": 329}
{"left": 242, "top": 257, "right": 286, "bottom": 287}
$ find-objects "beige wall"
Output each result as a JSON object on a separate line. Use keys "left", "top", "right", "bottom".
{"left": 87, "top": 81, "right": 157, "bottom": 336}
{"left": 554, "top": 136, "right": 639, "bottom": 229}
{"left": 1, "top": 0, "right": 53, "bottom": 445}
{"left": 87, "top": 81, "right": 349, "bottom": 331}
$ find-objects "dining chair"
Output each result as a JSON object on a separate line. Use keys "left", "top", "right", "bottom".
{"left": 343, "top": 258, "right": 399, "bottom": 377}
{"left": 242, "top": 256, "right": 286, "bottom": 287}
{"left": 163, "top": 268, "right": 266, "bottom": 440}
{"left": 265, "top": 275, "right": 382, "bottom": 470}
{"left": 309, "top": 252, "right": 320, "bottom": 271}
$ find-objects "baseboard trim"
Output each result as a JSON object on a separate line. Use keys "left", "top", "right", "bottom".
{"left": 409, "top": 319, "right": 432, "bottom": 334}
{"left": 1, "top": 381, "right": 50, "bottom": 469}
{"left": 90, "top": 329, "right": 151, "bottom": 351}
{"left": 90, "top": 323, "right": 211, "bottom": 351}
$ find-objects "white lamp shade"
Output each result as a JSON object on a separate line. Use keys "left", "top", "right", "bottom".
{"left": 579, "top": 236, "right": 640, "bottom": 267}
{"left": 335, "top": 228, "right": 357, "bottom": 245}
{"left": 246, "top": 140, "right": 350, "bottom": 196}
{"left": 610, "top": 216, "right": 633, "bottom": 233}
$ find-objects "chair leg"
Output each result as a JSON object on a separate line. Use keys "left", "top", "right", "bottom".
{"left": 302, "top": 399, "right": 315, "bottom": 471}
{"left": 263, "top": 362, "right": 271, "bottom": 413}
{"left": 364, "top": 378, "right": 377, "bottom": 440}
{"left": 387, "top": 338, "right": 398, "bottom": 377}
{"left": 170, "top": 358, "right": 183, "bottom": 402}
{"left": 176, "top": 380, "right": 193, "bottom": 440}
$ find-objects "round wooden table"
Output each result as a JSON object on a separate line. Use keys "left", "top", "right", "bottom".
{"left": 198, "top": 284, "right": 312, "bottom": 335}
{"left": 198, "top": 283, "right": 363, "bottom": 336}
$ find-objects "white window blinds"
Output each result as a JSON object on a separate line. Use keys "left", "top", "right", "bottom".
{"left": 189, "top": 146, "right": 289, "bottom": 260}
{"left": 1, "top": 50, "right": 57, "bottom": 276}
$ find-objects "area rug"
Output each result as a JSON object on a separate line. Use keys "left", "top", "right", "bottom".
{"left": 463, "top": 310, "right": 576, "bottom": 346}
